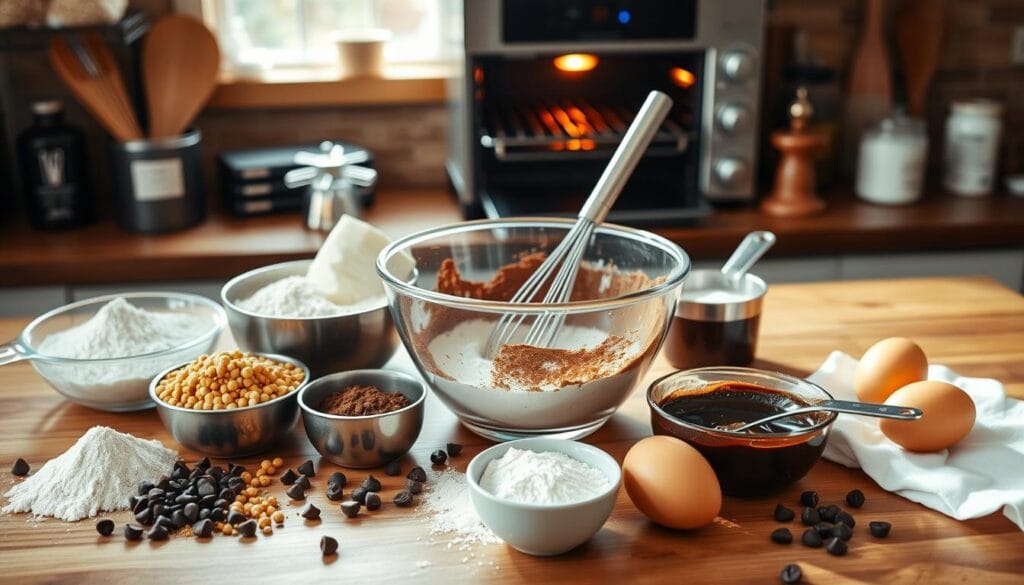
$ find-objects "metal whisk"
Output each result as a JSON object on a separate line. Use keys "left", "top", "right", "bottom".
{"left": 482, "top": 91, "right": 674, "bottom": 357}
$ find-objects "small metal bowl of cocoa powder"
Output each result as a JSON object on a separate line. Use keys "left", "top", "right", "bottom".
{"left": 298, "top": 369, "right": 425, "bottom": 468}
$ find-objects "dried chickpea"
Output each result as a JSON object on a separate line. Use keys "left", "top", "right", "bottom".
{"left": 272, "top": 511, "right": 285, "bottom": 524}
{"left": 246, "top": 487, "right": 258, "bottom": 497}
{"left": 259, "top": 476, "right": 271, "bottom": 487}
{"left": 272, "top": 457, "right": 284, "bottom": 467}
{"left": 266, "top": 505, "right": 277, "bottom": 516}
{"left": 262, "top": 526, "right": 273, "bottom": 536}
{"left": 258, "top": 517, "right": 271, "bottom": 529}
{"left": 266, "top": 497, "right": 278, "bottom": 507}
{"left": 221, "top": 524, "right": 233, "bottom": 536}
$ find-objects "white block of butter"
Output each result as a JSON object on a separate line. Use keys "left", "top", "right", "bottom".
{"left": 305, "top": 215, "right": 414, "bottom": 305}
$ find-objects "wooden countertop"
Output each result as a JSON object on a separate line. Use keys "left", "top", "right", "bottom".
{"left": 3, "top": 189, "right": 1024, "bottom": 287}
{"left": 1, "top": 277, "right": 1022, "bottom": 583}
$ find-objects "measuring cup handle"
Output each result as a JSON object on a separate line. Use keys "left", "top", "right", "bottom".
{"left": 721, "top": 231, "right": 777, "bottom": 279}
{"left": 0, "top": 341, "right": 29, "bottom": 367}
{"left": 819, "top": 399, "right": 922, "bottom": 420}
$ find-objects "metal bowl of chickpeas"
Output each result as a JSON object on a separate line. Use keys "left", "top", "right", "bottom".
{"left": 149, "top": 350, "right": 310, "bottom": 457}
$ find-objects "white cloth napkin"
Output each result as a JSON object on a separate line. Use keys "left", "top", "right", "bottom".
{"left": 808, "top": 351, "right": 1024, "bottom": 530}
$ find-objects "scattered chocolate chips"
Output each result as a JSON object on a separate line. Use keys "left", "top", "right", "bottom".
{"left": 147, "top": 524, "right": 169, "bottom": 541}
{"left": 326, "top": 484, "right": 344, "bottom": 501}
{"left": 393, "top": 490, "right": 414, "bottom": 507}
{"left": 280, "top": 469, "right": 298, "bottom": 485}
{"left": 302, "top": 503, "right": 321, "bottom": 521}
{"left": 193, "top": 518, "right": 213, "bottom": 538}
{"left": 446, "top": 443, "right": 463, "bottom": 457}
{"left": 771, "top": 528, "right": 793, "bottom": 544}
{"left": 124, "top": 523, "right": 144, "bottom": 541}
{"left": 831, "top": 522, "right": 853, "bottom": 541}
{"left": 227, "top": 510, "right": 246, "bottom": 525}
{"left": 365, "top": 492, "right": 381, "bottom": 511}
{"left": 836, "top": 511, "right": 856, "bottom": 528}
{"left": 350, "top": 486, "right": 368, "bottom": 504}
{"left": 800, "top": 507, "right": 820, "bottom": 526}
{"left": 361, "top": 475, "right": 382, "bottom": 492}
{"left": 819, "top": 504, "right": 840, "bottom": 523}
{"left": 341, "top": 501, "right": 360, "bottom": 518}
{"left": 799, "top": 491, "right": 819, "bottom": 508}
{"left": 135, "top": 508, "right": 153, "bottom": 526}
{"left": 801, "top": 528, "right": 823, "bottom": 548}
{"left": 845, "top": 489, "right": 865, "bottom": 508}
{"left": 774, "top": 504, "right": 795, "bottom": 522}
{"left": 237, "top": 519, "right": 257, "bottom": 538}
{"left": 297, "top": 459, "right": 316, "bottom": 477}
{"left": 320, "top": 535, "right": 338, "bottom": 556}
{"left": 780, "top": 563, "right": 802, "bottom": 584}
{"left": 385, "top": 460, "right": 402, "bottom": 476}
{"left": 405, "top": 479, "right": 424, "bottom": 495}
{"left": 825, "top": 536, "right": 848, "bottom": 556}
{"left": 95, "top": 518, "right": 115, "bottom": 536}
{"left": 869, "top": 521, "right": 892, "bottom": 538}
{"left": 407, "top": 466, "right": 427, "bottom": 483}
{"left": 814, "top": 522, "right": 834, "bottom": 538}
{"left": 286, "top": 483, "right": 306, "bottom": 501}
{"left": 295, "top": 474, "right": 312, "bottom": 490}
{"left": 327, "top": 471, "right": 347, "bottom": 489}
{"left": 10, "top": 461, "right": 29, "bottom": 477}
{"left": 430, "top": 450, "right": 448, "bottom": 465}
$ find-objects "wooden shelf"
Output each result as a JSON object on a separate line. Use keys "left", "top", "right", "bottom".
{"left": 2, "top": 188, "right": 1023, "bottom": 287}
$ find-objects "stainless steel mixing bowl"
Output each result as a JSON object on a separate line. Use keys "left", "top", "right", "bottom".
{"left": 149, "top": 353, "right": 310, "bottom": 457}
{"left": 220, "top": 259, "right": 401, "bottom": 377}
{"left": 298, "top": 369, "right": 425, "bottom": 468}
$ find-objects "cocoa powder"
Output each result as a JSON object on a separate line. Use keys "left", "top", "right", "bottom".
{"left": 320, "top": 385, "right": 410, "bottom": 416}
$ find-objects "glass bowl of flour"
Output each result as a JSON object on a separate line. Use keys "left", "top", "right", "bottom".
{"left": 0, "top": 292, "right": 225, "bottom": 411}
{"left": 377, "top": 218, "right": 690, "bottom": 441}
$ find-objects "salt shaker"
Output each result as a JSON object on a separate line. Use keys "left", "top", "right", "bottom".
{"left": 283, "top": 141, "right": 378, "bottom": 232}
{"left": 856, "top": 115, "right": 928, "bottom": 205}
{"left": 943, "top": 99, "right": 1003, "bottom": 197}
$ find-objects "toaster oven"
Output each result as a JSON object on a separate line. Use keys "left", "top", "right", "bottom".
{"left": 446, "top": 0, "right": 765, "bottom": 224}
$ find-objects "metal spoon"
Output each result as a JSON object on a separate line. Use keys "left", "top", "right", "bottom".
{"left": 721, "top": 230, "right": 777, "bottom": 281}
{"left": 720, "top": 399, "right": 923, "bottom": 433}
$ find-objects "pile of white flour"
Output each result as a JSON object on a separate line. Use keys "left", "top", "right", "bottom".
{"left": 479, "top": 447, "right": 609, "bottom": 504}
{"left": 3, "top": 426, "right": 178, "bottom": 521}
{"left": 420, "top": 468, "right": 500, "bottom": 547}
{"left": 236, "top": 275, "right": 384, "bottom": 318}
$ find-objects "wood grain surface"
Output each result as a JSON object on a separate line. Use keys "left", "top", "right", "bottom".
{"left": 3, "top": 189, "right": 1024, "bottom": 287}
{"left": 0, "top": 277, "right": 1022, "bottom": 584}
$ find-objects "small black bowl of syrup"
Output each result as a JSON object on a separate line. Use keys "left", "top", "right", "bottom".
{"left": 647, "top": 367, "right": 836, "bottom": 497}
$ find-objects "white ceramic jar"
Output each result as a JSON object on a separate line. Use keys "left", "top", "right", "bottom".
{"left": 856, "top": 115, "right": 928, "bottom": 205}
{"left": 943, "top": 99, "right": 1003, "bottom": 196}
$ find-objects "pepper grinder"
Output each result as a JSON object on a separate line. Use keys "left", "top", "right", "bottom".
{"left": 761, "top": 88, "right": 826, "bottom": 217}
{"left": 283, "top": 141, "right": 378, "bottom": 231}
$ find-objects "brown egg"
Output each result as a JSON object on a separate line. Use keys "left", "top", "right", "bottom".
{"left": 854, "top": 337, "right": 928, "bottom": 403}
{"left": 880, "top": 380, "right": 976, "bottom": 452}
{"left": 622, "top": 436, "right": 721, "bottom": 529}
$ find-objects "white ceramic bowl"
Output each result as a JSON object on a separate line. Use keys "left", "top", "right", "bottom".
{"left": 466, "top": 438, "right": 621, "bottom": 556}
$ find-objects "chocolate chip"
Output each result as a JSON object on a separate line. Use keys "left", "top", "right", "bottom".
{"left": 869, "top": 521, "right": 892, "bottom": 538}
{"left": 132, "top": 498, "right": 148, "bottom": 514}
{"left": 407, "top": 466, "right": 427, "bottom": 482}
{"left": 819, "top": 504, "right": 840, "bottom": 523}
{"left": 361, "top": 475, "right": 382, "bottom": 492}
{"left": 172, "top": 461, "right": 190, "bottom": 479}
{"left": 193, "top": 518, "right": 213, "bottom": 538}
{"left": 280, "top": 469, "right": 299, "bottom": 485}
{"left": 147, "top": 524, "right": 169, "bottom": 541}
{"left": 800, "top": 507, "right": 820, "bottom": 526}
{"left": 134, "top": 508, "right": 153, "bottom": 526}
{"left": 170, "top": 510, "right": 186, "bottom": 529}
{"left": 209, "top": 508, "right": 225, "bottom": 522}
{"left": 302, "top": 503, "right": 321, "bottom": 520}
{"left": 327, "top": 471, "right": 347, "bottom": 488}
{"left": 801, "top": 528, "right": 822, "bottom": 548}
{"left": 405, "top": 479, "right": 424, "bottom": 494}
{"left": 146, "top": 488, "right": 165, "bottom": 501}
{"left": 341, "top": 501, "right": 360, "bottom": 518}
{"left": 237, "top": 519, "right": 257, "bottom": 538}
{"left": 385, "top": 460, "right": 402, "bottom": 476}
{"left": 228, "top": 463, "right": 244, "bottom": 476}
{"left": 326, "top": 484, "right": 344, "bottom": 501}
{"left": 799, "top": 491, "right": 818, "bottom": 507}
{"left": 825, "top": 536, "right": 848, "bottom": 556}
{"left": 774, "top": 504, "right": 795, "bottom": 522}
{"left": 95, "top": 518, "right": 115, "bottom": 536}
{"left": 183, "top": 503, "right": 199, "bottom": 523}
{"left": 137, "top": 481, "right": 154, "bottom": 496}
{"left": 197, "top": 481, "right": 216, "bottom": 498}
{"left": 365, "top": 492, "right": 381, "bottom": 511}
{"left": 286, "top": 483, "right": 306, "bottom": 501}
{"left": 770, "top": 528, "right": 792, "bottom": 544}
{"left": 196, "top": 457, "right": 211, "bottom": 470}
{"left": 227, "top": 510, "right": 245, "bottom": 525}
{"left": 350, "top": 486, "right": 368, "bottom": 504}
{"left": 780, "top": 563, "right": 802, "bottom": 584}
{"left": 836, "top": 511, "right": 856, "bottom": 528}
{"left": 393, "top": 490, "right": 414, "bottom": 507}
{"left": 124, "top": 523, "right": 143, "bottom": 541}
{"left": 446, "top": 443, "right": 463, "bottom": 456}
{"left": 814, "top": 522, "right": 833, "bottom": 537}
{"left": 845, "top": 489, "right": 865, "bottom": 508}
{"left": 831, "top": 522, "right": 853, "bottom": 541}
{"left": 198, "top": 509, "right": 210, "bottom": 521}
{"left": 175, "top": 494, "right": 199, "bottom": 505}
{"left": 320, "top": 535, "right": 338, "bottom": 556}
{"left": 297, "top": 459, "right": 316, "bottom": 477}
{"left": 155, "top": 476, "right": 170, "bottom": 490}
{"left": 430, "top": 450, "right": 447, "bottom": 465}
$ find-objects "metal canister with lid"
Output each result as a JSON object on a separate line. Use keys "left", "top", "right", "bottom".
{"left": 943, "top": 99, "right": 1003, "bottom": 196}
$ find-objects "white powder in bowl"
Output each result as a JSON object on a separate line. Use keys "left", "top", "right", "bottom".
{"left": 478, "top": 447, "right": 609, "bottom": 505}
{"left": 236, "top": 275, "right": 385, "bottom": 318}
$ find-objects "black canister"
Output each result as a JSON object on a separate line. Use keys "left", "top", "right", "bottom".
{"left": 110, "top": 129, "right": 205, "bottom": 233}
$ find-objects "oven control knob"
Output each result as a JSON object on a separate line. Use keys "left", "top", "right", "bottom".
{"left": 714, "top": 158, "right": 751, "bottom": 188}
{"left": 719, "top": 49, "right": 756, "bottom": 82}
{"left": 717, "top": 104, "right": 752, "bottom": 134}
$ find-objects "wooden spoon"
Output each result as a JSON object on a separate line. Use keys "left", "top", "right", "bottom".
{"left": 144, "top": 15, "right": 221, "bottom": 139}
{"left": 49, "top": 34, "right": 143, "bottom": 142}
{"left": 896, "top": 0, "right": 945, "bottom": 117}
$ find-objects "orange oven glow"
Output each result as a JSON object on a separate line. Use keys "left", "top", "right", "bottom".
{"left": 670, "top": 66, "right": 696, "bottom": 88}
{"left": 553, "top": 53, "right": 599, "bottom": 73}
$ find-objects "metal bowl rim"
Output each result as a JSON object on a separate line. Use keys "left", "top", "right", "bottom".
{"left": 297, "top": 369, "right": 426, "bottom": 420}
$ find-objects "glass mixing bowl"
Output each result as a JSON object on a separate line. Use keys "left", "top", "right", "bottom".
{"left": 377, "top": 218, "right": 690, "bottom": 441}
{"left": 0, "top": 292, "right": 226, "bottom": 411}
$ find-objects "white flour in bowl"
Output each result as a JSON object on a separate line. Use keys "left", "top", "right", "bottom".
{"left": 236, "top": 275, "right": 385, "bottom": 318}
